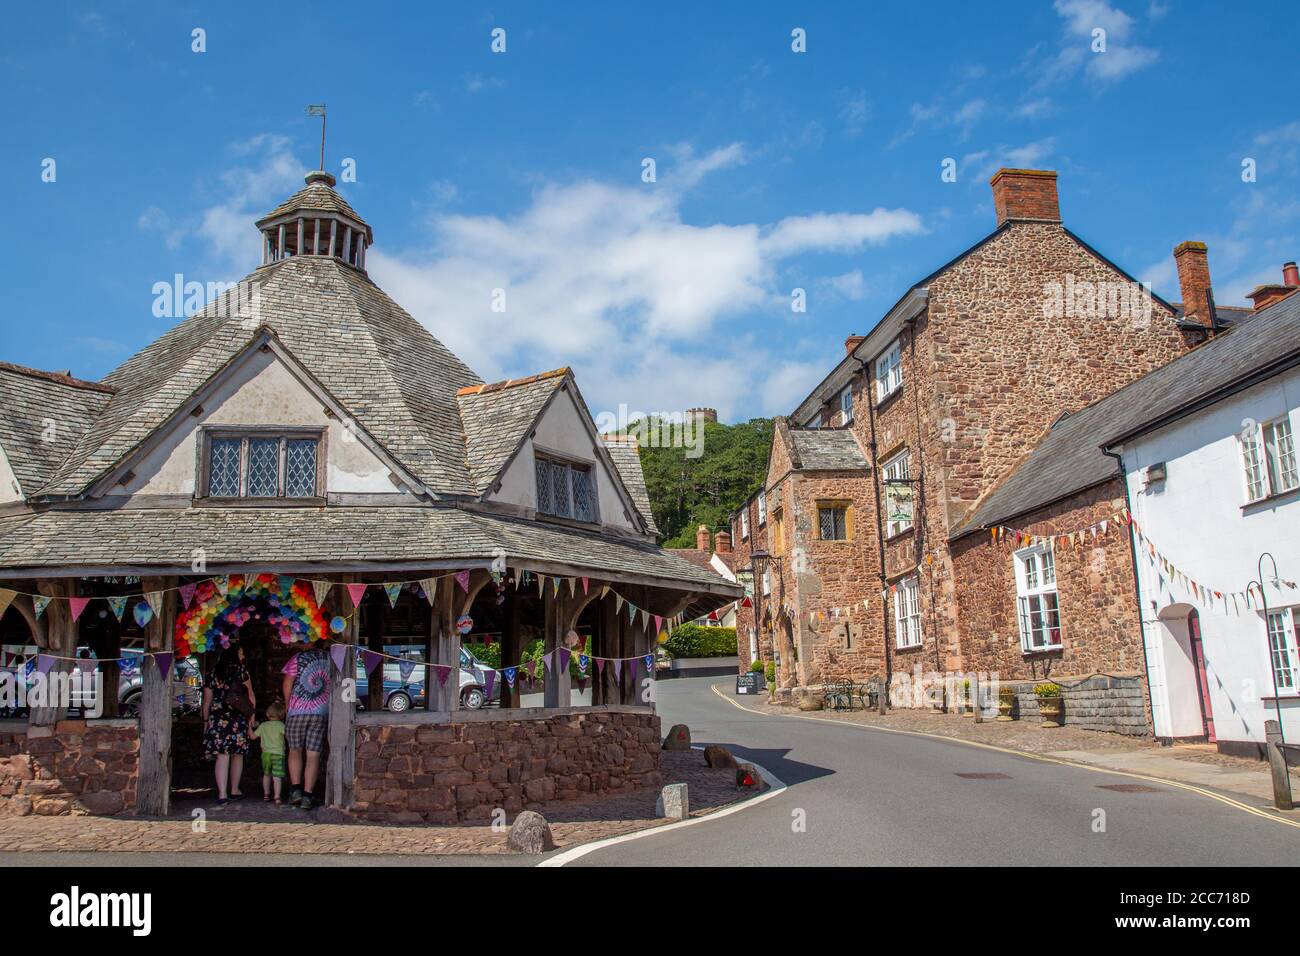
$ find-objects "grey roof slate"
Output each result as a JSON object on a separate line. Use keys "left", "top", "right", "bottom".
{"left": 602, "top": 438, "right": 659, "bottom": 535}
{"left": 457, "top": 372, "right": 567, "bottom": 494}
{"left": 0, "top": 507, "right": 734, "bottom": 593}
{"left": 788, "top": 428, "right": 869, "bottom": 470}
{"left": 257, "top": 180, "right": 372, "bottom": 239}
{"left": 35, "top": 256, "right": 484, "bottom": 498}
{"left": 954, "top": 292, "right": 1300, "bottom": 538}
{"left": 0, "top": 365, "right": 112, "bottom": 496}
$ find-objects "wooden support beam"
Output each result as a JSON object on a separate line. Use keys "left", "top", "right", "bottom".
{"left": 326, "top": 577, "right": 359, "bottom": 809}
{"left": 30, "top": 579, "right": 76, "bottom": 727}
{"left": 500, "top": 583, "right": 521, "bottom": 709}
{"left": 431, "top": 576, "right": 460, "bottom": 713}
{"left": 596, "top": 589, "right": 619, "bottom": 706}
{"left": 328, "top": 219, "right": 337, "bottom": 258}
{"left": 136, "top": 576, "right": 177, "bottom": 816}
{"left": 543, "top": 584, "right": 571, "bottom": 708}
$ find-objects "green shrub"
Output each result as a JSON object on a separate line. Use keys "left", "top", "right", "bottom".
{"left": 749, "top": 658, "right": 765, "bottom": 673}
{"left": 662, "top": 623, "right": 738, "bottom": 659}
{"left": 1034, "top": 682, "right": 1061, "bottom": 698}
{"left": 764, "top": 661, "right": 776, "bottom": 683}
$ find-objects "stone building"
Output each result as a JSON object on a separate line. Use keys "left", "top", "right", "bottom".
{"left": 0, "top": 170, "right": 738, "bottom": 820}
{"left": 732, "top": 168, "right": 1254, "bottom": 729}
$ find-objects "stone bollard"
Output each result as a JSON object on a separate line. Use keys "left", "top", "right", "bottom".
{"left": 656, "top": 783, "right": 689, "bottom": 820}
{"left": 507, "top": 810, "right": 556, "bottom": 854}
{"left": 662, "top": 724, "right": 692, "bottom": 751}
{"left": 1265, "top": 720, "right": 1294, "bottom": 810}
{"left": 703, "top": 744, "right": 738, "bottom": 769}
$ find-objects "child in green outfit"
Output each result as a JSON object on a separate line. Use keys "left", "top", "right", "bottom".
{"left": 251, "top": 701, "right": 287, "bottom": 805}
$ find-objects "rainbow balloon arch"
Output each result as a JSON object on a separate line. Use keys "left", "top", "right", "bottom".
{"left": 174, "top": 574, "right": 329, "bottom": 659}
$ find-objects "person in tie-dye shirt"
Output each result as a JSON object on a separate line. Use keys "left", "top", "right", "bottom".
{"left": 281, "top": 642, "right": 331, "bottom": 810}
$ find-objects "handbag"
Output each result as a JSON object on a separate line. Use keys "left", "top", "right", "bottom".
{"left": 224, "top": 682, "right": 254, "bottom": 718}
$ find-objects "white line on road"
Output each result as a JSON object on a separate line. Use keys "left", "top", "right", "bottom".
{"left": 537, "top": 749, "right": 788, "bottom": 867}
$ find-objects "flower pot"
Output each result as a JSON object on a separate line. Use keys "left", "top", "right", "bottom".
{"left": 996, "top": 699, "right": 1016, "bottom": 721}
{"left": 1038, "top": 696, "right": 1063, "bottom": 727}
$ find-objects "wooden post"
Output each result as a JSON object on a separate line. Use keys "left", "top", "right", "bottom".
{"left": 431, "top": 577, "right": 460, "bottom": 713}
{"left": 1265, "top": 720, "right": 1294, "bottom": 810}
{"left": 500, "top": 583, "right": 521, "bottom": 709}
{"left": 364, "top": 585, "right": 384, "bottom": 712}
{"left": 595, "top": 590, "right": 618, "bottom": 706}
{"left": 543, "top": 585, "right": 571, "bottom": 708}
{"left": 30, "top": 579, "right": 76, "bottom": 727}
{"left": 328, "top": 219, "right": 337, "bottom": 258}
{"left": 136, "top": 576, "right": 177, "bottom": 816}
{"left": 325, "top": 578, "right": 358, "bottom": 809}
{"left": 313, "top": 218, "right": 320, "bottom": 255}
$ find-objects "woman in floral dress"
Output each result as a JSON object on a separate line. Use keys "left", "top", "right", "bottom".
{"left": 201, "top": 644, "right": 255, "bottom": 805}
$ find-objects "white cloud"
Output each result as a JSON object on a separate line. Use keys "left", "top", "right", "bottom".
{"left": 761, "top": 210, "right": 924, "bottom": 257}
{"left": 841, "top": 90, "right": 871, "bottom": 136}
{"left": 821, "top": 269, "right": 869, "bottom": 301}
{"left": 960, "top": 138, "right": 1057, "bottom": 183}
{"left": 1042, "top": 0, "right": 1159, "bottom": 84}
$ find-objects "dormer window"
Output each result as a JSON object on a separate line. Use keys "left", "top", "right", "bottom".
{"left": 535, "top": 454, "right": 598, "bottom": 523}
{"left": 202, "top": 428, "right": 322, "bottom": 501}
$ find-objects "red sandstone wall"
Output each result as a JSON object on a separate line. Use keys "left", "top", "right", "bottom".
{"left": 0, "top": 720, "right": 139, "bottom": 816}
{"left": 351, "top": 708, "right": 662, "bottom": 824}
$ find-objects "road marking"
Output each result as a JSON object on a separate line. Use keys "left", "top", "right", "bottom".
{"left": 710, "top": 682, "right": 1300, "bottom": 832}
{"left": 537, "top": 750, "right": 788, "bottom": 867}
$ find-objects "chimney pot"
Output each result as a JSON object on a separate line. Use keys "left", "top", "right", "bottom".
{"left": 715, "top": 530, "right": 732, "bottom": 553}
{"left": 1174, "top": 241, "right": 1213, "bottom": 324}
{"left": 1284, "top": 262, "right": 1299, "bottom": 287}
{"left": 844, "top": 334, "right": 866, "bottom": 355}
{"left": 696, "top": 524, "right": 711, "bottom": 551}
{"left": 989, "top": 168, "right": 1060, "bottom": 227}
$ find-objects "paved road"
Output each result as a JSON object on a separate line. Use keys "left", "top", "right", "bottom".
{"left": 570, "top": 676, "right": 1300, "bottom": 866}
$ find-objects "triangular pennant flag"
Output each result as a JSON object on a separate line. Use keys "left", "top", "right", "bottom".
{"left": 483, "top": 669, "right": 497, "bottom": 700}
{"left": 215, "top": 575, "right": 230, "bottom": 596}
{"left": 627, "top": 657, "right": 639, "bottom": 683}
{"left": 615, "top": 593, "right": 624, "bottom": 613}
{"left": 33, "top": 595, "right": 51, "bottom": 620}
{"left": 419, "top": 578, "right": 436, "bottom": 605}
{"left": 612, "top": 659, "right": 622, "bottom": 681}
{"left": 567, "top": 577, "right": 576, "bottom": 597}
{"left": 582, "top": 577, "right": 589, "bottom": 594}
{"left": 628, "top": 601, "right": 637, "bottom": 624}
{"left": 654, "top": 615, "right": 663, "bottom": 635}
{"left": 455, "top": 570, "right": 471, "bottom": 593}
{"left": 0, "top": 588, "right": 17, "bottom": 619}
{"left": 503, "top": 666, "right": 517, "bottom": 688}
{"left": 107, "top": 596, "right": 128, "bottom": 621}
{"left": 77, "top": 658, "right": 96, "bottom": 674}
{"left": 537, "top": 574, "right": 545, "bottom": 598}
{"left": 542, "top": 649, "right": 554, "bottom": 674}
{"left": 329, "top": 644, "right": 347, "bottom": 670}
{"left": 640, "top": 608, "right": 650, "bottom": 630}
{"left": 552, "top": 577, "right": 560, "bottom": 597}
{"left": 435, "top": 664, "right": 451, "bottom": 687}
{"left": 384, "top": 583, "right": 402, "bottom": 607}
{"left": 577, "top": 677, "right": 589, "bottom": 694}
{"left": 313, "top": 580, "right": 332, "bottom": 606}
{"left": 578, "top": 653, "right": 590, "bottom": 672}
{"left": 643, "top": 654, "right": 654, "bottom": 671}
{"left": 559, "top": 648, "right": 571, "bottom": 671}
{"left": 133, "top": 602, "right": 154, "bottom": 628}
{"left": 595, "top": 657, "right": 606, "bottom": 674}
{"left": 346, "top": 583, "right": 368, "bottom": 608}
{"left": 154, "top": 652, "right": 174, "bottom": 680}
{"left": 68, "top": 597, "right": 91, "bottom": 623}
{"left": 278, "top": 575, "right": 294, "bottom": 596}
{"left": 36, "top": 653, "right": 55, "bottom": 675}
{"left": 179, "top": 582, "right": 197, "bottom": 609}
{"left": 145, "top": 591, "right": 163, "bottom": 616}
{"left": 600, "top": 585, "right": 610, "bottom": 599}
{"left": 362, "top": 650, "right": 383, "bottom": 676}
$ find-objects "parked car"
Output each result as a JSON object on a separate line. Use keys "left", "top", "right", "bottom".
{"left": 0, "top": 646, "right": 202, "bottom": 717}
{"left": 355, "top": 645, "right": 498, "bottom": 712}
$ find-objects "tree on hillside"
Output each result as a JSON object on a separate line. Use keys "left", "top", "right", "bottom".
{"left": 633, "top": 417, "right": 773, "bottom": 548}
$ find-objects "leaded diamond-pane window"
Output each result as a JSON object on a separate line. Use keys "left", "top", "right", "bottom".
{"left": 247, "top": 439, "right": 280, "bottom": 497}
{"left": 209, "top": 439, "right": 242, "bottom": 497}
{"left": 205, "top": 432, "right": 320, "bottom": 500}
{"left": 818, "top": 505, "right": 847, "bottom": 541}
{"left": 534, "top": 455, "right": 598, "bottom": 523}
{"left": 285, "top": 439, "right": 317, "bottom": 497}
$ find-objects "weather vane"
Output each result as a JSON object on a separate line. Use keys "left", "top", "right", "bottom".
{"left": 305, "top": 104, "right": 326, "bottom": 170}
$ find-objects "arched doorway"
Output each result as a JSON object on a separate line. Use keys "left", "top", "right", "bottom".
{"left": 1155, "top": 603, "right": 1215, "bottom": 741}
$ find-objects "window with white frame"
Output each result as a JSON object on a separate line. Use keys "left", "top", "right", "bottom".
{"left": 1240, "top": 416, "right": 1298, "bottom": 503}
{"left": 893, "top": 576, "right": 921, "bottom": 648}
{"left": 882, "top": 451, "right": 913, "bottom": 537}
{"left": 534, "top": 455, "right": 598, "bottom": 522}
{"left": 762, "top": 568, "right": 771, "bottom": 596}
{"left": 740, "top": 508, "right": 750, "bottom": 539}
{"left": 838, "top": 384, "right": 854, "bottom": 424}
{"left": 204, "top": 430, "right": 321, "bottom": 500}
{"left": 1266, "top": 607, "right": 1299, "bottom": 693}
{"left": 875, "top": 340, "right": 903, "bottom": 402}
{"left": 1016, "top": 545, "right": 1062, "bottom": 652}
{"left": 757, "top": 491, "right": 767, "bottom": 525}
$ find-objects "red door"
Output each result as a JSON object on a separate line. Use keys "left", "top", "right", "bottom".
{"left": 1187, "top": 610, "right": 1216, "bottom": 742}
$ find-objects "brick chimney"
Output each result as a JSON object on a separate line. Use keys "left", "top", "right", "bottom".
{"left": 1174, "top": 241, "right": 1213, "bottom": 324}
{"left": 990, "top": 169, "right": 1060, "bottom": 226}
{"left": 1247, "top": 261, "right": 1300, "bottom": 311}
{"left": 845, "top": 334, "right": 865, "bottom": 354}
{"left": 714, "top": 530, "right": 732, "bottom": 553}
{"left": 696, "top": 524, "right": 711, "bottom": 550}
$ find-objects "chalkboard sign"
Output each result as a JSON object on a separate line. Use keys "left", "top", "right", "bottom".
{"left": 736, "top": 672, "right": 764, "bottom": 695}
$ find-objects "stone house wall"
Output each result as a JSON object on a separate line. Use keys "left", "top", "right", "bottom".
{"left": 350, "top": 705, "right": 661, "bottom": 824}
{"left": 0, "top": 719, "right": 139, "bottom": 817}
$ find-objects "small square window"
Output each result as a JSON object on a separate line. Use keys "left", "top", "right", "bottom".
{"left": 818, "top": 504, "right": 848, "bottom": 541}
{"left": 204, "top": 432, "right": 320, "bottom": 500}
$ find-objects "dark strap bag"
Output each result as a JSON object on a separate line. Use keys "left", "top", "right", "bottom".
{"left": 224, "top": 681, "right": 254, "bottom": 718}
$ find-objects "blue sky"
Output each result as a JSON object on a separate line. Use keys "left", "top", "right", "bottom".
{"left": 3, "top": 1, "right": 1299, "bottom": 423}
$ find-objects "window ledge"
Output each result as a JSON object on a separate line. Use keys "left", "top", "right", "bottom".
{"left": 536, "top": 513, "right": 602, "bottom": 531}
{"left": 194, "top": 496, "right": 325, "bottom": 508}
{"left": 875, "top": 386, "right": 904, "bottom": 411}
{"left": 1242, "top": 485, "right": 1300, "bottom": 512}
{"left": 895, "top": 641, "right": 923, "bottom": 652}
{"left": 1022, "top": 646, "right": 1063, "bottom": 658}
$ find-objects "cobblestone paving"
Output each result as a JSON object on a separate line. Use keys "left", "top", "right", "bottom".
{"left": 0, "top": 752, "right": 759, "bottom": 856}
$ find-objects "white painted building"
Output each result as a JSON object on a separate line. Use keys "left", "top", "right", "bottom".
{"left": 1107, "top": 293, "right": 1300, "bottom": 754}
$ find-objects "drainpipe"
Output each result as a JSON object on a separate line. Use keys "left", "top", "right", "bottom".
{"left": 859, "top": 355, "right": 893, "bottom": 703}
{"left": 1102, "top": 445, "right": 1160, "bottom": 741}
{"left": 904, "top": 317, "right": 940, "bottom": 676}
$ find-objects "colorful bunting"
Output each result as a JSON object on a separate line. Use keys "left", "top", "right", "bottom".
{"left": 346, "top": 583, "right": 368, "bottom": 607}
{"left": 361, "top": 650, "right": 383, "bottom": 675}
{"left": 68, "top": 597, "right": 91, "bottom": 623}
{"left": 179, "top": 582, "right": 197, "bottom": 610}
{"left": 503, "top": 666, "right": 517, "bottom": 688}
{"left": 133, "top": 601, "right": 154, "bottom": 628}
{"left": 384, "top": 583, "right": 402, "bottom": 607}
{"left": 33, "top": 596, "right": 51, "bottom": 620}
{"left": 155, "top": 652, "right": 174, "bottom": 680}
{"left": 329, "top": 644, "right": 348, "bottom": 670}
{"left": 455, "top": 570, "right": 471, "bottom": 593}
{"left": 312, "top": 580, "right": 332, "bottom": 607}
{"left": 0, "top": 588, "right": 17, "bottom": 619}
{"left": 107, "top": 596, "right": 128, "bottom": 621}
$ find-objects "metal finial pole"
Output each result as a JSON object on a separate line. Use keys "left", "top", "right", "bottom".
{"left": 305, "top": 104, "right": 327, "bottom": 171}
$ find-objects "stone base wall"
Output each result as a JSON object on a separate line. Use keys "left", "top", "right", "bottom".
{"left": 0, "top": 720, "right": 139, "bottom": 816}
{"left": 351, "top": 706, "right": 661, "bottom": 824}
{"left": 1007, "top": 674, "right": 1150, "bottom": 736}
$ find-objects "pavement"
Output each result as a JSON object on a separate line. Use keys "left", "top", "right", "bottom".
{"left": 562, "top": 676, "right": 1300, "bottom": 866}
